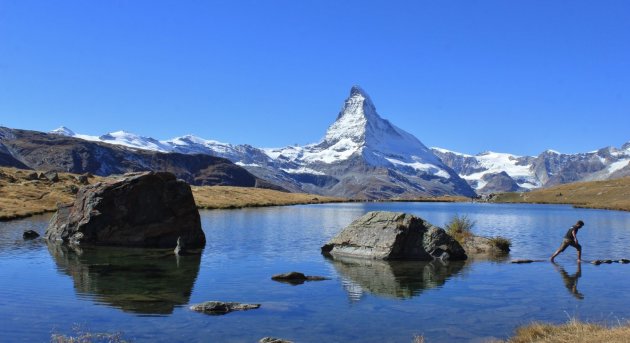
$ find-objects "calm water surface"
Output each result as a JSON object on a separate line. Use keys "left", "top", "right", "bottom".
{"left": 2, "top": 202, "right": 630, "bottom": 342}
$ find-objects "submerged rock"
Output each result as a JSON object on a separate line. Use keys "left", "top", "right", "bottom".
{"left": 510, "top": 259, "right": 544, "bottom": 264}
{"left": 45, "top": 172, "right": 205, "bottom": 248}
{"left": 260, "top": 338, "right": 293, "bottom": 343}
{"left": 321, "top": 211, "right": 467, "bottom": 261}
{"left": 271, "top": 272, "right": 330, "bottom": 285}
{"left": 189, "top": 301, "right": 260, "bottom": 315}
{"left": 23, "top": 230, "right": 40, "bottom": 240}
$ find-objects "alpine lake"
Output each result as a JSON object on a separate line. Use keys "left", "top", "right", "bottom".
{"left": 2, "top": 202, "right": 630, "bottom": 342}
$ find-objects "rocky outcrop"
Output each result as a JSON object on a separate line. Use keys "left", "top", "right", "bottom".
{"left": 271, "top": 272, "right": 330, "bottom": 285}
{"left": 478, "top": 171, "right": 522, "bottom": 194}
{"left": 189, "top": 301, "right": 261, "bottom": 315}
{"left": 45, "top": 172, "right": 206, "bottom": 248}
{"left": 321, "top": 211, "right": 467, "bottom": 261}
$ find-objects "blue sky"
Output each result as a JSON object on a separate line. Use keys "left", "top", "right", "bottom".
{"left": 1, "top": 1, "right": 629, "bottom": 156}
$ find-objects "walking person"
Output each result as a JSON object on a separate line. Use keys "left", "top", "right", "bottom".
{"left": 550, "top": 220, "right": 584, "bottom": 262}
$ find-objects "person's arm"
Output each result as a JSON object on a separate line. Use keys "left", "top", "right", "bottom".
{"left": 572, "top": 228, "right": 579, "bottom": 244}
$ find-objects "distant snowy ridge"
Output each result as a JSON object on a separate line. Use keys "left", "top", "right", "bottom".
{"left": 431, "top": 144, "right": 630, "bottom": 193}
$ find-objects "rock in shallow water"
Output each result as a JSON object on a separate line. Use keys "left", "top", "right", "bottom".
{"left": 22, "top": 230, "right": 40, "bottom": 240}
{"left": 45, "top": 172, "right": 205, "bottom": 248}
{"left": 321, "top": 211, "right": 467, "bottom": 261}
{"left": 189, "top": 301, "right": 261, "bottom": 315}
{"left": 271, "top": 271, "right": 330, "bottom": 285}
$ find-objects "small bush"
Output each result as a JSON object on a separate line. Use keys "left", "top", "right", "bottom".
{"left": 489, "top": 236, "right": 512, "bottom": 253}
{"left": 445, "top": 215, "right": 475, "bottom": 244}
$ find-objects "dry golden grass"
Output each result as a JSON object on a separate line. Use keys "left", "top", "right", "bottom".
{"left": 0, "top": 167, "right": 345, "bottom": 221}
{"left": 499, "top": 319, "right": 630, "bottom": 343}
{"left": 493, "top": 176, "right": 630, "bottom": 212}
{"left": 0, "top": 167, "right": 104, "bottom": 221}
{"left": 191, "top": 185, "right": 345, "bottom": 209}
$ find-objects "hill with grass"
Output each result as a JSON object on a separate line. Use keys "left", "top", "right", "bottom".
{"left": 492, "top": 176, "right": 630, "bottom": 212}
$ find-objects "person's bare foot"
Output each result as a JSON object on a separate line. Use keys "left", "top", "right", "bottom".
{"left": 550, "top": 257, "right": 555, "bottom": 262}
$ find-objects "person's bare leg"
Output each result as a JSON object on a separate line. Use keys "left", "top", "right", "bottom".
{"left": 577, "top": 249, "right": 582, "bottom": 262}
{"left": 550, "top": 249, "right": 561, "bottom": 262}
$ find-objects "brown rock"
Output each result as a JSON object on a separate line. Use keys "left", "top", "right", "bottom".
{"left": 45, "top": 172, "right": 205, "bottom": 248}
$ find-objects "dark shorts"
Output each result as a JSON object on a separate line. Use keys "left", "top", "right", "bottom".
{"left": 558, "top": 238, "right": 581, "bottom": 252}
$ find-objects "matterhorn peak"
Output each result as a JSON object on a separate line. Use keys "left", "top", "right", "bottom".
{"left": 324, "top": 86, "right": 385, "bottom": 144}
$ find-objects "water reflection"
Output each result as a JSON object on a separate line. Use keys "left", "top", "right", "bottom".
{"left": 325, "top": 256, "right": 467, "bottom": 301}
{"left": 47, "top": 242, "right": 201, "bottom": 315}
{"left": 553, "top": 262, "right": 584, "bottom": 300}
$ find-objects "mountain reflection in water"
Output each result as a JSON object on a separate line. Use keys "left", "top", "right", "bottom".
{"left": 47, "top": 242, "right": 201, "bottom": 315}
{"left": 326, "top": 256, "right": 467, "bottom": 301}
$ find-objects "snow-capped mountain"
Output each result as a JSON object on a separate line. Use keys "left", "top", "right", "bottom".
{"left": 261, "top": 86, "right": 475, "bottom": 198}
{"left": 431, "top": 144, "right": 630, "bottom": 194}
{"left": 51, "top": 86, "right": 475, "bottom": 198}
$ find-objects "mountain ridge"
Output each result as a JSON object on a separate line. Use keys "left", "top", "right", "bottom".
{"left": 19, "top": 86, "right": 630, "bottom": 197}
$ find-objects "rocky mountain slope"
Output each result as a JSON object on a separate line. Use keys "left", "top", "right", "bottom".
{"left": 48, "top": 86, "right": 476, "bottom": 199}
{"left": 0, "top": 127, "right": 280, "bottom": 190}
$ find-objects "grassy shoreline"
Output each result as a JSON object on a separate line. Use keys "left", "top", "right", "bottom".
{"left": 0, "top": 167, "right": 345, "bottom": 221}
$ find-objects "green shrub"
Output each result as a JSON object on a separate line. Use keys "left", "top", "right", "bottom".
{"left": 445, "top": 214, "right": 475, "bottom": 244}
{"left": 489, "top": 236, "right": 512, "bottom": 253}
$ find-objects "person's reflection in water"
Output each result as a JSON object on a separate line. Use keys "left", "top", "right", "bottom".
{"left": 552, "top": 262, "right": 584, "bottom": 300}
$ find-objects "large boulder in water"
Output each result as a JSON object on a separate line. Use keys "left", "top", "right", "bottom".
{"left": 45, "top": 172, "right": 205, "bottom": 248}
{"left": 321, "top": 211, "right": 466, "bottom": 261}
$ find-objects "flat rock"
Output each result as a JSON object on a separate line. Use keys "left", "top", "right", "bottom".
{"left": 189, "top": 301, "right": 260, "bottom": 315}
{"left": 321, "top": 211, "right": 466, "bottom": 261}
{"left": 45, "top": 172, "right": 205, "bottom": 248}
